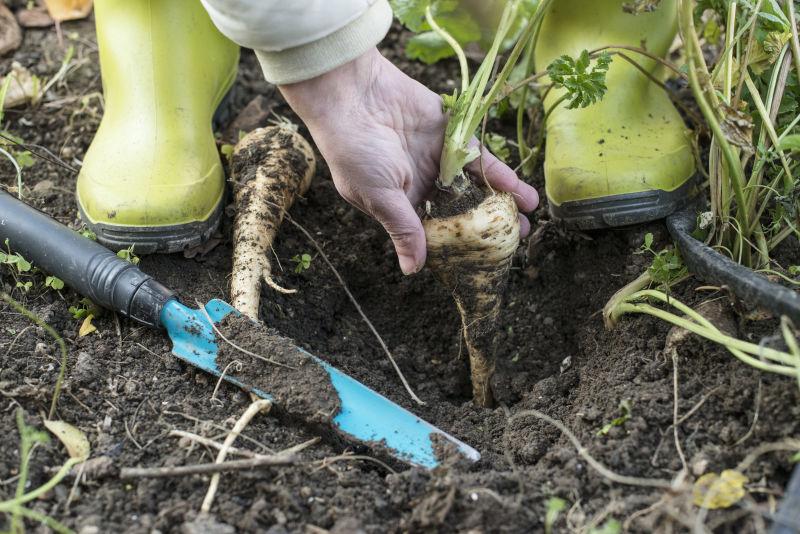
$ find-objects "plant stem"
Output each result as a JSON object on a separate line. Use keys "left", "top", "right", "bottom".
{"left": 744, "top": 72, "right": 795, "bottom": 192}
{"left": 425, "top": 6, "right": 469, "bottom": 94}
{"left": 679, "top": 0, "right": 751, "bottom": 262}
{"left": 616, "top": 302, "right": 797, "bottom": 374}
{"left": 625, "top": 289, "right": 798, "bottom": 366}
{"left": 0, "top": 458, "right": 80, "bottom": 511}
{"left": 786, "top": 0, "right": 800, "bottom": 87}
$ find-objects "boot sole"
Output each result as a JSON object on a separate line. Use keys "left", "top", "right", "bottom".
{"left": 78, "top": 198, "right": 224, "bottom": 255}
{"left": 549, "top": 178, "right": 697, "bottom": 230}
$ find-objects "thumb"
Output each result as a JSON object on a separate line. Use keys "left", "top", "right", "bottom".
{"left": 367, "top": 190, "right": 427, "bottom": 275}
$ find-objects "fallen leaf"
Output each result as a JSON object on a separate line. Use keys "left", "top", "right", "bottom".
{"left": 79, "top": 314, "right": 96, "bottom": 337}
{"left": 0, "top": 62, "right": 40, "bottom": 109}
{"left": 693, "top": 470, "right": 748, "bottom": 509}
{"left": 719, "top": 103, "right": 754, "bottom": 154}
{"left": 0, "top": 4, "right": 23, "bottom": 57}
{"left": 44, "top": 420, "right": 90, "bottom": 460}
{"left": 43, "top": 0, "right": 93, "bottom": 22}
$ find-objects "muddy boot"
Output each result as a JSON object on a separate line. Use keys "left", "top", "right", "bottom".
{"left": 76, "top": 0, "right": 239, "bottom": 253}
{"left": 535, "top": 0, "right": 696, "bottom": 229}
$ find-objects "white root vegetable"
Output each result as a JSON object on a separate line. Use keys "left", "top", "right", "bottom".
{"left": 230, "top": 125, "right": 316, "bottom": 320}
{"left": 423, "top": 190, "right": 519, "bottom": 407}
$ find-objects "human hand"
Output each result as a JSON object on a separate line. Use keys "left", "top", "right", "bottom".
{"left": 279, "top": 48, "right": 539, "bottom": 274}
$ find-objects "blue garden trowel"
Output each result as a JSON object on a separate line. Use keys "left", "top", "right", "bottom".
{"left": 0, "top": 191, "right": 479, "bottom": 468}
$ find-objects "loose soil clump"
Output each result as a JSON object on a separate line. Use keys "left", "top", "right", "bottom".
{"left": 216, "top": 315, "right": 340, "bottom": 424}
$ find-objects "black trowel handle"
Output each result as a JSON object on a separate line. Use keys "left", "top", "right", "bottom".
{"left": 0, "top": 191, "right": 175, "bottom": 328}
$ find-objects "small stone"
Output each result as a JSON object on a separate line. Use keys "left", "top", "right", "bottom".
{"left": 0, "top": 5, "right": 22, "bottom": 56}
{"left": 559, "top": 355, "right": 572, "bottom": 374}
{"left": 543, "top": 317, "right": 554, "bottom": 327}
{"left": 181, "top": 516, "right": 235, "bottom": 534}
{"left": 123, "top": 380, "right": 137, "bottom": 395}
{"left": 33, "top": 180, "right": 56, "bottom": 195}
{"left": 16, "top": 7, "right": 54, "bottom": 28}
{"left": 692, "top": 457, "right": 709, "bottom": 477}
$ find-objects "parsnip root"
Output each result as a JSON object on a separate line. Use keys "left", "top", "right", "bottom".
{"left": 230, "top": 125, "right": 316, "bottom": 320}
{"left": 423, "top": 190, "right": 519, "bottom": 407}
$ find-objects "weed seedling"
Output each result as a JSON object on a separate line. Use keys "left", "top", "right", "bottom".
{"left": 637, "top": 233, "right": 688, "bottom": 288}
{"left": 116, "top": 245, "right": 140, "bottom": 265}
{"left": 544, "top": 497, "right": 567, "bottom": 534}
{"left": 45, "top": 276, "right": 64, "bottom": 291}
{"left": 78, "top": 226, "right": 97, "bottom": 241}
{"left": 597, "top": 399, "right": 632, "bottom": 437}
{"left": 291, "top": 253, "right": 312, "bottom": 274}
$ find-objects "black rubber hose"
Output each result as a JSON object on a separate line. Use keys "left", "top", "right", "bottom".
{"left": 666, "top": 209, "right": 800, "bottom": 323}
{"left": 771, "top": 464, "right": 800, "bottom": 534}
{"left": 0, "top": 191, "right": 175, "bottom": 328}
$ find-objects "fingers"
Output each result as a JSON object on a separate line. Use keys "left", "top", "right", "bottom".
{"left": 519, "top": 213, "right": 531, "bottom": 238}
{"left": 366, "top": 189, "right": 427, "bottom": 275}
{"left": 464, "top": 143, "right": 539, "bottom": 213}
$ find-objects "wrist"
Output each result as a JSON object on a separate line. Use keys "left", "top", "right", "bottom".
{"left": 279, "top": 48, "right": 383, "bottom": 126}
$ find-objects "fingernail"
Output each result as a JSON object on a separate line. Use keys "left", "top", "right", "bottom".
{"left": 399, "top": 255, "right": 420, "bottom": 275}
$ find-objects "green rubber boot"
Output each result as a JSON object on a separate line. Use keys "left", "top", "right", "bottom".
{"left": 77, "top": 0, "right": 239, "bottom": 253}
{"left": 535, "top": 0, "right": 696, "bottom": 229}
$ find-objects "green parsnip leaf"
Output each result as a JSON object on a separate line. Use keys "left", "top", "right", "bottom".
{"left": 547, "top": 50, "right": 612, "bottom": 109}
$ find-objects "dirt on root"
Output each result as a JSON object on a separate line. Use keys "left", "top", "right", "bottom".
{"left": 428, "top": 179, "right": 487, "bottom": 219}
{"left": 0, "top": 15, "right": 799, "bottom": 534}
{"left": 215, "top": 315, "right": 340, "bottom": 425}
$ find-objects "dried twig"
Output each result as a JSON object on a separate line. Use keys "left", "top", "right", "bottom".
{"left": 170, "top": 430, "right": 260, "bottom": 459}
{"left": 201, "top": 399, "right": 272, "bottom": 512}
{"left": 119, "top": 454, "right": 297, "bottom": 479}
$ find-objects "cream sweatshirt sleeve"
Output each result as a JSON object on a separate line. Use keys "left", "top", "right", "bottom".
{"left": 199, "top": 0, "right": 393, "bottom": 85}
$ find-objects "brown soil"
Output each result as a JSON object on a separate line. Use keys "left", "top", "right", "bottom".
{"left": 0, "top": 15, "right": 798, "bottom": 534}
{"left": 215, "top": 315, "right": 340, "bottom": 425}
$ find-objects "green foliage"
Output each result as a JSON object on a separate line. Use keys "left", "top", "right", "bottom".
{"left": 485, "top": 133, "right": 511, "bottom": 162}
{"left": 292, "top": 253, "right": 312, "bottom": 274}
{"left": 597, "top": 399, "right": 632, "bottom": 436}
{"left": 639, "top": 233, "right": 688, "bottom": 286}
{"left": 69, "top": 298, "right": 100, "bottom": 320}
{"left": 407, "top": 31, "right": 461, "bottom": 64}
{"left": 78, "top": 226, "right": 97, "bottom": 241}
{"left": 0, "top": 409, "right": 79, "bottom": 534}
{"left": 15, "top": 281, "right": 32, "bottom": 292}
{"left": 392, "top": 0, "right": 538, "bottom": 63}
{"left": 117, "top": 245, "right": 140, "bottom": 265}
{"left": 546, "top": 50, "right": 612, "bottom": 109}
{"left": 391, "top": 0, "right": 450, "bottom": 32}
{"left": 45, "top": 276, "right": 64, "bottom": 291}
{"left": 220, "top": 143, "right": 235, "bottom": 162}
{"left": 544, "top": 497, "right": 567, "bottom": 534}
{"left": 1, "top": 240, "right": 32, "bottom": 274}
{"left": 589, "top": 519, "right": 622, "bottom": 534}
